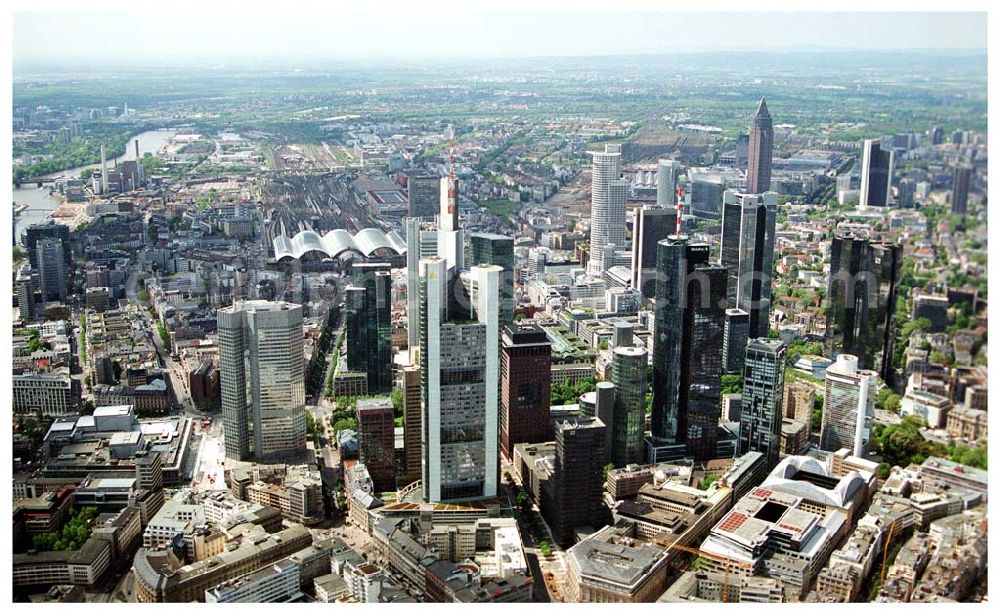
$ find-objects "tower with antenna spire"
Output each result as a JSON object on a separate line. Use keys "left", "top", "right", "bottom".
{"left": 746, "top": 97, "right": 773, "bottom": 194}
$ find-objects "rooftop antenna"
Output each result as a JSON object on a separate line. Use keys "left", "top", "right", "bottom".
{"left": 675, "top": 185, "right": 684, "bottom": 235}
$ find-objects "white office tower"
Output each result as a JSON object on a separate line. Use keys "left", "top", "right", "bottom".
{"left": 219, "top": 300, "right": 307, "bottom": 462}
{"left": 656, "top": 159, "right": 681, "bottom": 206}
{"left": 419, "top": 257, "right": 500, "bottom": 503}
{"left": 405, "top": 217, "right": 439, "bottom": 359}
{"left": 820, "top": 354, "right": 878, "bottom": 457}
{"left": 587, "top": 144, "right": 627, "bottom": 276}
{"left": 438, "top": 175, "right": 464, "bottom": 272}
{"left": 99, "top": 144, "right": 108, "bottom": 195}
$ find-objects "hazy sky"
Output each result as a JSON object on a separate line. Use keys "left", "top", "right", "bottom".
{"left": 13, "top": 11, "right": 988, "bottom": 66}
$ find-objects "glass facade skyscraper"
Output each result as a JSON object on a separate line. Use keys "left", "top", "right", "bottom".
{"left": 651, "top": 235, "right": 727, "bottom": 461}
{"left": 860, "top": 139, "right": 894, "bottom": 207}
{"left": 420, "top": 258, "right": 500, "bottom": 502}
{"left": 720, "top": 190, "right": 778, "bottom": 339}
{"left": 824, "top": 234, "right": 902, "bottom": 385}
{"left": 469, "top": 232, "right": 515, "bottom": 328}
{"left": 218, "top": 300, "right": 306, "bottom": 462}
{"left": 738, "top": 337, "right": 786, "bottom": 470}
{"left": 345, "top": 270, "right": 393, "bottom": 393}
{"left": 611, "top": 346, "right": 647, "bottom": 468}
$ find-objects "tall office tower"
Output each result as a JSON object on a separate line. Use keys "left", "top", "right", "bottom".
{"left": 399, "top": 365, "right": 422, "bottom": 486}
{"left": 951, "top": 130, "right": 964, "bottom": 145}
{"left": 355, "top": 398, "right": 396, "bottom": 492}
{"left": 344, "top": 271, "right": 392, "bottom": 393}
{"left": 610, "top": 346, "right": 647, "bottom": 468}
{"left": 746, "top": 98, "right": 774, "bottom": 194}
{"left": 951, "top": 164, "right": 972, "bottom": 214}
{"left": 656, "top": 159, "right": 681, "bottom": 206}
{"left": 630, "top": 205, "right": 673, "bottom": 298}
{"left": 859, "top": 139, "right": 894, "bottom": 207}
{"left": 23, "top": 221, "right": 71, "bottom": 269}
{"left": 738, "top": 338, "right": 786, "bottom": 470}
{"left": 579, "top": 382, "right": 615, "bottom": 464}
{"left": 16, "top": 268, "right": 36, "bottom": 321}
{"left": 405, "top": 218, "right": 438, "bottom": 357}
{"left": 820, "top": 354, "right": 878, "bottom": 457}
{"left": 100, "top": 143, "right": 108, "bottom": 194}
{"left": 438, "top": 176, "right": 463, "bottom": 271}
{"left": 469, "top": 232, "right": 516, "bottom": 328}
{"left": 419, "top": 258, "right": 500, "bottom": 502}
{"left": 407, "top": 175, "right": 441, "bottom": 218}
{"left": 499, "top": 324, "right": 552, "bottom": 459}
{"left": 550, "top": 417, "right": 609, "bottom": 546}
{"left": 824, "top": 234, "right": 902, "bottom": 385}
{"left": 719, "top": 190, "right": 778, "bottom": 338}
{"left": 722, "top": 308, "right": 750, "bottom": 375}
{"left": 931, "top": 126, "right": 944, "bottom": 145}
{"left": 218, "top": 300, "right": 306, "bottom": 462}
{"left": 651, "top": 236, "right": 727, "bottom": 461}
{"left": 36, "top": 237, "right": 67, "bottom": 302}
{"left": 587, "top": 144, "right": 627, "bottom": 276}
{"left": 897, "top": 178, "right": 916, "bottom": 208}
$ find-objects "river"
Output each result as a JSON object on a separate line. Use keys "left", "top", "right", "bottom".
{"left": 13, "top": 128, "right": 176, "bottom": 240}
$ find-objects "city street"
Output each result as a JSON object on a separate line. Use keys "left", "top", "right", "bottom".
{"left": 192, "top": 420, "right": 227, "bottom": 491}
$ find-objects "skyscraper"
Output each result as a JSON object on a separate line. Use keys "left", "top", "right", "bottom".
{"left": 469, "top": 232, "right": 516, "bottom": 328}
{"left": 399, "top": 365, "right": 422, "bottom": 486}
{"left": 420, "top": 258, "right": 500, "bottom": 502}
{"left": 407, "top": 175, "right": 441, "bottom": 218}
{"left": 820, "top": 354, "right": 877, "bottom": 457}
{"left": 610, "top": 346, "right": 647, "bottom": 468}
{"left": 405, "top": 218, "right": 438, "bottom": 357}
{"left": 630, "top": 205, "right": 673, "bottom": 299}
{"left": 746, "top": 98, "right": 773, "bottom": 194}
{"left": 22, "top": 221, "right": 71, "bottom": 269}
{"left": 218, "top": 300, "right": 306, "bottom": 461}
{"left": 824, "top": 234, "right": 902, "bottom": 385}
{"left": 722, "top": 308, "right": 750, "bottom": 375}
{"left": 355, "top": 397, "right": 396, "bottom": 492}
{"left": 650, "top": 235, "right": 728, "bottom": 462}
{"left": 499, "top": 324, "right": 552, "bottom": 459}
{"left": 438, "top": 176, "right": 463, "bottom": 272}
{"left": 720, "top": 190, "right": 778, "bottom": 338}
{"left": 36, "top": 237, "right": 67, "bottom": 302}
{"left": 579, "top": 382, "right": 615, "bottom": 464}
{"left": 656, "top": 159, "right": 681, "bottom": 207}
{"left": 951, "top": 164, "right": 972, "bottom": 215}
{"left": 859, "top": 139, "right": 894, "bottom": 207}
{"left": 587, "top": 144, "right": 627, "bottom": 276}
{"left": 344, "top": 270, "right": 393, "bottom": 393}
{"left": 738, "top": 338, "right": 786, "bottom": 470}
{"left": 549, "top": 416, "right": 609, "bottom": 546}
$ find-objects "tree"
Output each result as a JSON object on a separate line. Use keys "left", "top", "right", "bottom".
{"left": 877, "top": 388, "right": 901, "bottom": 412}
{"left": 539, "top": 541, "right": 553, "bottom": 558}
{"left": 603, "top": 462, "right": 614, "bottom": 480}
{"left": 516, "top": 490, "right": 531, "bottom": 512}
{"left": 720, "top": 375, "right": 743, "bottom": 396}
{"left": 80, "top": 400, "right": 96, "bottom": 415}
{"left": 698, "top": 475, "right": 719, "bottom": 490}
{"left": 811, "top": 408, "right": 823, "bottom": 433}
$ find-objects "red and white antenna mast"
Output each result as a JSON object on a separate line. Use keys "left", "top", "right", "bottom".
{"left": 675, "top": 185, "right": 684, "bottom": 235}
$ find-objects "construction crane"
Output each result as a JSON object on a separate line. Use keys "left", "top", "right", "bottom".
{"left": 653, "top": 537, "right": 753, "bottom": 603}
{"left": 879, "top": 519, "right": 899, "bottom": 586}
